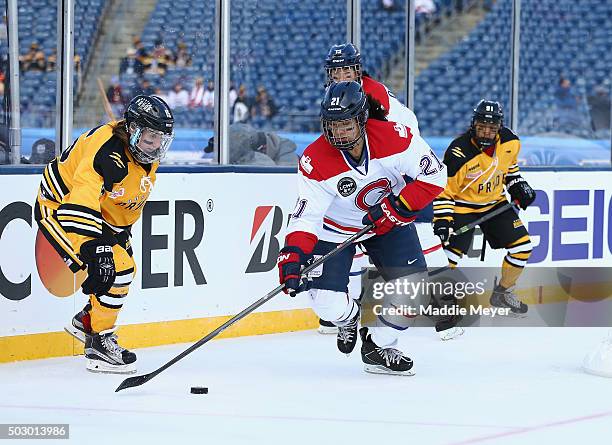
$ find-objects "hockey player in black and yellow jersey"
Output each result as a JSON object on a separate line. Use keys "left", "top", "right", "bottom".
{"left": 35, "top": 95, "right": 174, "bottom": 373}
{"left": 432, "top": 100, "right": 536, "bottom": 315}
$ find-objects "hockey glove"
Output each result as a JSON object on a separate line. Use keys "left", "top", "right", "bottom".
{"left": 362, "top": 195, "right": 418, "bottom": 236}
{"left": 80, "top": 238, "right": 116, "bottom": 296}
{"left": 433, "top": 218, "right": 452, "bottom": 244}
{"left": 507, "top": 177, "right": 536, "bottom": 210}
{"left": 277, "top": 246, "right": 313, "bottom": 297}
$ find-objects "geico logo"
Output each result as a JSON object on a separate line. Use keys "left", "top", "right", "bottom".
{"left": 0, "top": 200, "right": 207, "bottom": 301}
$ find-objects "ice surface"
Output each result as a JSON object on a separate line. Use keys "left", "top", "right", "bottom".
{"left": 1, "top": 327, "right": 611, "bottom": 444}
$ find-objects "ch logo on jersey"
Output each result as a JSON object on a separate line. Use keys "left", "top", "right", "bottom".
{"left": 355, "top": 178, "right": 392, "bottom": 212}
{"left": 337, "top": 177, "right": 357, "bottom": 197}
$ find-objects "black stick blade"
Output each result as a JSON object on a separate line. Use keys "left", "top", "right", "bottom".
{"left": 115, "top": 373, "right": 153, "bottom": 392}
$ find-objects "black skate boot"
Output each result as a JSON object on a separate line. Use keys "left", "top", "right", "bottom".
{"left": 85, "top": 329, "right": 136, "bottom": 374}
{"left": 64, "top": 303, "right": 92, "bottom": 343}
{"left": 360, "top": 328, "right": 414, "bottom": 376}
{"left": 490, "top": 284, "right": 528, "bottom": 315}
{"left": 336, "top": 311, "right": 360, "bottom": 355}
{"left": 318, "top": 318, "right": 338, "bottom": 334}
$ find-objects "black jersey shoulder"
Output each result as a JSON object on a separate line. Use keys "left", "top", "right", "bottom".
{"left": 443, "top": 131, "right": 480, "bottom": 177}
{"left": 93, "top": 135, "right": 129, "bottom": 191}
{"left": 499, "top": 126, "right": 520, "bottom": 144}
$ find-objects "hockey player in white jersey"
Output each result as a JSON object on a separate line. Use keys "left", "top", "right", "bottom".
{"left": 277, "top": 81, "right": 447, "bottom": 375}
{"left": 322, "top": 43, "right": 464, "bottom": 340}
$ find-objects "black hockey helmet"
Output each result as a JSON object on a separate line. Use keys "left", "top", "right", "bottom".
{"left": 320, "top": 81, "right": 368, "bottom": 151}
{"left": 124, "top": 95, "right": 175, "bottom": 164}
{"left": 324, "top": 43, "right": 362, "bottom": 85}
{"left": 471, "top": 99, "right": 503, "bottom": 149}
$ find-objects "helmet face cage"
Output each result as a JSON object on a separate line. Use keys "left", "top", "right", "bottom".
{"left": 322, "top": 111, "right": 367, "bottom": 151}
{"left": 470, "top": 100, "right": 503, "bottom": 149}
{"left": 325, "top": 64, "right": 362, "bottom": 86}
{"left": 324, "top": 43, "right": 362, "bottom": 85}
{"left": 127, "top": 122, "right": 174, "bottom": 164}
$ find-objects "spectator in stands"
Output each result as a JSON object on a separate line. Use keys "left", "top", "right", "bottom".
{"left": 106, "top": 76, "right": 126, "bottom": 118}
{"left": 0, "top": 15, "right": 7, "bottom": 43}
{"left": 167, "top": 82, "right": 189, "bottom": 109}
{"left": 46, "top": 49, "right": 57, "bottom": 72}
{"left": 554, "top": 76, "right": 580, "bottom": 130}
{"left": 174, "top": 41, "right": 192, "bottom": 68}
{"left": 153, "top": 87, "right": 170, "bottom": 104}
{"left": 202, "top": 80, "right": 215, "bottom": 109}
{"left": 415, "top": 0, "right": 437, "bottom": 17}
{"left": 381, "top": 0, "right": 395, "bottom": 11}
{"left": 587, "top": 85, "right": 611, "bottom": 133}
{"left": 119, "top": 48, "right": 144, "bottom": 76}
{"left": 134, "top": 79, "right": 155, "bottom": 97}
{"left": 189, "top": 77, "right": 205, "bottom": 108}
{"left": 233, "top": 85, "right": 252, "bottom": 123}
{"left": 19, "top": 42, "right": 46, "bottom": 72}
{"left": 147, "top": 39, "right": 173, "bottom": 76}
{"left": 555, "top": 77, "right": 579, "bottom": 110}
{"left": 73, "top": 54, "right": 82, "bottom": 76}
{"left": 229, "top": 82, "right": 238, "bottom": 109}
{"left": 252, "top": 86, "right": 278, "bottom": 120}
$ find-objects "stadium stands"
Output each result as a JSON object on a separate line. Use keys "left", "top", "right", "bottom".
{"left": 1, "top": 0, "right": 108, "bottom": 127}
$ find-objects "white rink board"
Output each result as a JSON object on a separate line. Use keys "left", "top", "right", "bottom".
{"left": 0, "top": 170, "right": 611, "bottom": 337}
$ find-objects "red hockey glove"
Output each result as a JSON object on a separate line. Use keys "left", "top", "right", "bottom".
{"left": 277, "top": 246, "right": 313, "bottom": 297}
{"left": 362, "top": 195, "right": 418, "bottom": 236}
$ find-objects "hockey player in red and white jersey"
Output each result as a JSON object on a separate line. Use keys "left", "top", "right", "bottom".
{"left": 277, "top": 81, "right": 446, "bottom": 375}
{"left": 322, "top": 43, "right": 464, "bottom": 341}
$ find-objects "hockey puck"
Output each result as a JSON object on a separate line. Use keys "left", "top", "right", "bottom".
{"left": 190, "top": 386, "right": 208, "bottom": 394}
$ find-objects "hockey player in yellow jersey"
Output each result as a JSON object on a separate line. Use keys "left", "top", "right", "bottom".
{"left": 34, "top": 95, "right": 174, "bottom": 373}
{"left": 432, "top": 100, "right": 536, "bottom": 315}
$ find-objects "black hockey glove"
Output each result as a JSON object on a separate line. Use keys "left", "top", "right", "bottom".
{"left": 507, "top": 177, "right": 536, "bottom": 210}
{"left": 433, "top": 219, "right": 452, "bottom": 244}
{"left": 277, "top": 246, "right": 313, "bottom": 297}
{"left": 80, "top": 238, "right": 116, "bottom": 296}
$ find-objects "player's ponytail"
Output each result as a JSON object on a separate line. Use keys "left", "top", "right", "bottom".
{"left": 366, "top": 94, "right": 387, "bottom": 121}
{"left": 111, "top": 119, "right": 130, "bottom": 147}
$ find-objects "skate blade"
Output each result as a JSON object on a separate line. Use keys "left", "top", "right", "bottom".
{"left": 583, "top": 366, "right": 612, "bottom": 378}
{"left": 64, "top": 326, "right": 86, "bottom": 344}
{"left": 363, "top": 364, "right": 415, "bottom": 376}
{"left": 86, "top": 359, "right": 136, "bottom": 375}
{"left": 439, "top": 327, "right": 465, "bottom": 341}
{"left": 318, "top": 326, "right": 338, "bottom": 334}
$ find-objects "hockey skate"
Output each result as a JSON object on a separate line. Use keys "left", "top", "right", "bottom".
{"left": 64, "top": 304, "right": 92, "bottom": 344}
{"left": 490, "top": 285, "right": 528, "bottom": 316}
{"left": 336, "top": 311, "right": 360, "bottom": 355}
{"left": 437, "top": 326, "right": 465, "bottom": 341}
{"left": 359, "top": 328, "right": 414, "bottom": 376}
{"left": 318, "top": 318, "right": 338, "bottom": 334}
{"left": 583, "top": 330, "right": 612, "bottom": 378}
{"left": 85, "top": 329, "right": 136, "bottom": 374}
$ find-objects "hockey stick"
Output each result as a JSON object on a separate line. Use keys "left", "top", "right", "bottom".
{"left": 447, "top": 201, "right": 518, "bottom": 241}
{"left": 116, "top": 224, "right": 374, "bottom": 392}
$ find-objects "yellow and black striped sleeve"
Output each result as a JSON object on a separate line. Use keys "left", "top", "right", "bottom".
{"left": 501, "top": 127, "right": 521, "bottom": 184}
{"left": 56, "top": 159, "right": 104, "bottom": 245}
{"left": 433, "top": 139, "right": 471, "bottom": 222}
{"left": 56, "top": 134, "right": 128, "bottom": 250}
